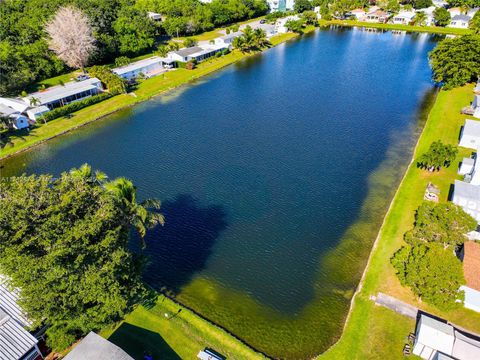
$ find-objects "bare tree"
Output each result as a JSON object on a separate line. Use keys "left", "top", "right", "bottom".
{"left": 46, "top": 6, "right": 96, "bottom": 72}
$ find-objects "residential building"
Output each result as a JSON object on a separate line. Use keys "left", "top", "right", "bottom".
{"left": 365, "top": 9, "right": 389, "bottom": 23}
{"left": 349, "top": 9, "right": 367, "bottom": 20}
{"left": 63, "top": 332, "right": 133, "bottom": 360}
{"left": 467, "top": 7, "right": 479, "bottom": 17}
{"left": 0, "top": 104, "right": 29, "bottom": 130}
{"left": 112, "top": 56, "right": 167, "bottom": 80}
{"left": 459, "top": 119, "right": 480, "bottom": 149}
{"left": 0, "top": 278, "right": 43, "bottom": 360}
{"left": 448, "top": 7, "right": 463, "bottom": 17}
{"left": 392, "top": 11, "right": 416, "bottom": 24}
{"left": 214, "top": 31, "right": 243, "bottom": 48}
{"left": 167, "top": 45, "right": 227, "bottom": 63}
{"left": 452, "top": 179, "right": 480, "bottom": 223}
{"left": 460, "top": 241, "right": 480, "bottom": 312}
{"left": 22, "top": 78, "right": 103, "bottom": 112}
{"left": 413, "top": 314, "right": 480, "bottom": 359}
{"left": 26, "top": 106, "right": 50, "bottom": 121}
{"left": 267, "top": 0, "right": 284, "bottom": 12}
{"left": 449, "top": 14, "right": 472, "bottom": 28}
{"left": 248, "top": 23, "right": 277, "bottom": 38}
{"left": 0, "top": 97, "right": 28, "bottom": 113}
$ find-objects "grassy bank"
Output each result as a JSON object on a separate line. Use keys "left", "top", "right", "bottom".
{"left": 322, "top": 84, "right": 480, "bottom": 359}
{"left": 0, "top": 32, "right": 298, "bottom": 161}
{"left": 100, "top": 294, "right": 266, "bottom": 360}
{"left": 321, "top": 19, "right": 472, "bottom": 35}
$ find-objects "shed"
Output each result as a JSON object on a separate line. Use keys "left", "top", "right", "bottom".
{"left": 63, "top": 332, "right": 133, "bottom": 360}
{"left": 459, "top": 119, "right": 480, "bottom": 150}
{"left": 413, "top": 315, "right": 455, "bottom": 358}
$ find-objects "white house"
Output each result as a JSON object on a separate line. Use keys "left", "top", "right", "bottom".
{"left": 168, "top": 44, "right": 226, "bottom": 63}
{"left": 112, "top": 56, "right": 166, "bottom": 80}
{"left": 349, "top": 9, "right": 367, "bottom": 20}
{"left": 392, "top": 11, "right": 416, "bottom": 24}
{"left": 275, "top": 15, "right": 300, "bottom": 33}
{"left": 452, "top": 179, "right": 480, "bottom": 223}
{"left": 147, "top": 12, "right": 163, "bottom": 21}
{"left": 459, "top": 119, "right": 480, "bottom": 149}
{"left": 448, "top": 7, "right": 463, "bottom": 17}
{"left": 0, "top": 277, "right": 43, "bottom": 360}
{"left": 413, "top": 314, "right": 480, "bottom": 359}
{"left": 214, "top": 31, "right": 243, "bottom": 48}
{"left": 64, "top": 332, "right": 133, "bottom": 360}
{"left": 0, "top": 97, "right": 29, "bottom": 113}
{"left": 22, "top": 78, "right": 103, "bottom": 112}
{"left": 0, "top": 104, "right": 30, "bottom": 130}
{"left": 365, "top": 9, "right": 389, "bottom": 23}
{"left": 449, "top": 14, "right": 472, "bottom": 28}
{"left": 461, "top": 241, "right": 480, "bottom": 313}
{"left": 26, "top": 106, "right": 50, "bottom": 121}
{"left": 467, "top": 7, "right": 479, "bottom": 17}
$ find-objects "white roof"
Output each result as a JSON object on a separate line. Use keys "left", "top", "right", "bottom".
{"left": 395, "top": 11, "right": 416, "bottom": 19}
{"left": 415, "top": 315, "right": 455, "bottom": 356}
{"left": 0, "top": 309, "right": 38, "bottom": 360}
{"left": 0, "top": 277, "right": 31, "bottom": 328}
{"left": 453, "top": 329, "right": 480, "bottom": 360}
{"left": 26, "top": 106, "right": 50, "bottom": 115}
{"left": 463, "top": 119, "right": 480, "bottom": 139}
{"left": 475, "top": 81, "right": 480, "bottom": 94}
{"left": 64, "top": 332, "right": 133, "bottom": 360}
{"left": 112, "top": 57, "right": 163, "bottom": 76}
{"left": 0, "top": 98, "right": 28, "bottom": 113}
{"left": 217, "top": 31, "right": 243, "bottom": 41}
{"left": 23, "top": 78, "right": 101, "bottom": 106}
{"left": 453, "top": 180, "right": 480, "bottom": 223}
{"left": 0, "top": 104, "right": 19, "bottom": 117}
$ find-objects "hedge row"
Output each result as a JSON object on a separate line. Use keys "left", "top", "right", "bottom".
{"left": 39, "top": 92, "right": 114, "bottom": 122}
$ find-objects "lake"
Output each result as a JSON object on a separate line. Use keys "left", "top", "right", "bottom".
{"left": 0, "top": 27, "right": 438, "bottom": 358}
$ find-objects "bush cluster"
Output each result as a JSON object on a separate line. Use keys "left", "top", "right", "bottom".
{"left": 88, "top": 66, "right": 127, "bottom": 94}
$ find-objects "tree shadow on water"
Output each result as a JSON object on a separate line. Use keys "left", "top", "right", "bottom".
{"left": 140, "top": 194, "right": 228, "bottom": 294}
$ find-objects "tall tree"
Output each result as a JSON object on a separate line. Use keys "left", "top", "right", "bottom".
{"left": 433, "top": 7, "right": 451, "bottom": 27}
{"left": 416, "top": 141, "right": 458, "bottom": 171}
{"left": 470, "top": 11, "right": 480, "bottom": 34}
{"left": 0, "top": 166, "right": 163, "bottom": 350}
{"left": 45, "top": 6, "right": 97, "bottom": 72}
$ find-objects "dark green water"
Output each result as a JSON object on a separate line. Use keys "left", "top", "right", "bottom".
{"left": 0, "top": 28, "right": 438, "bottom": 358}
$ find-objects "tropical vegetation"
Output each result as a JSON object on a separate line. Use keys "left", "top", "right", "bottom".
{"left": 232, "top": 25, "right": 270, "bottom": 51}
{"left": 416, "top": 140, "right": 458, "bottom": 171}
{"left": 0, "top": 165, "right": 164, "bottom": 350}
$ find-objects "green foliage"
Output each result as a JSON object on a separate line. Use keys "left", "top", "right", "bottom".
{"left": 413, "top": 0, "right": 433, "bottom": 9}
{"left": 232, "top": 26, "right": 270, "bottom": 52}
{"left": 471, "top": 11, "right": 480, "bottom": 34}
{"left": 265, "top": 11, "right": 288, "bottom": 22}
{"left": 433, "top": 7, "right": 451, "bottom": 27}
{"left": 302, "top": 10, "right": 319, "bottom": 25}
{"left": 429, "top": 35, "right": 480, "bottom": 89}
{"left": 447, "top": 0, "right": 480, "bottom": 7}
{"left": 39, "top": 92, "right": 113, "bottom": 122}
{"left": 415, "top": 11, "right": 427, "bottom": 26}
{"left": 417, "top": 141, "right": 458, "bottom": 171}
{"left": 114, "top": 56, "right": 131, "bottom": 67}
{"left": 404, "top": 202, "right": 477, "bottom": 248}
{"left": 183, "top": 37, "right": 198, "bottom": 48}
{"left": 294, "top": 0, "right": 314, "bottom": 13}
{"left": 285, "top": 19, "right": 305, "bottom": 33}
{"left": 320, "top": 5, "right": 332, "bottom": 20}
{"left": 113, "top": 8, "right": 157, "bottom": 56}
{"left": 0, "top": 166, "right": 164, "bottom": 350}
{"left": 88, "top": 65, "right": 127, "bottom": 93}
{"left": 391, "top": 244, "right": 465, "bottom": 310}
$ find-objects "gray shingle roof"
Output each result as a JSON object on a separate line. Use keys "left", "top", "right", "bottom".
{"left": 64, "top": 332, "right": 133, "bottom": 360}
{"left": 173, "top": 46, "right": 204, "bottom": 57}
{"left": 452, "top": 14, "right": 471, "bottom": 21}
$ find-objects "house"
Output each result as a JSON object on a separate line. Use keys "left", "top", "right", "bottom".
{"left": 22, "top": 78, "right": 103, "bottom": 112}
{"left": 392, "top": 11, "right": 416, "bottom": 24}
{"left": 63, "top": 332, "right": 133, "bottom": 360}
{"left": 349, "top": 9, "right": 367, "bottom": 20}
{"left": 167, "top": 45, "right": 227, "bottom": 63}
{"left": 452, "top": 179, "right": 480, "bottom": 223}
{"left": 460, "top": 241, "right": 480, "bottom": 312}
{"left": 0, "top": 97, "right": 29, "bottom": 113}
{"left": 26, "top": 106, "right": 50, "bottom": 121}
{"left": 275, "top": 15, "right": 301, "bottom": 33}
{"left": 449, "top": 14, "right": 472, "bottom": 28}
{"left": 112, "top": 56, "right": 167, "bottom": 80}
{"left": 459, "top": 119, "right": 480, "bottom": 149}
{"left": 0, "top": 278, "right": 43, "bottom": 360}
{"left": 448, "top": 7, "right": 463, "bottom": 17}
{"left": 267, "top": 0, "right": 282, "bottom": 12}
{"left": 0, "top": 104, "right": 30, "bottom": 130}
{"left": 365, "top": 9, "right": 389, "bottom": 23}
{"left": 248, "top": 23, "right": 277, "bottom": 38}
{"left": 147, "top": 12, "right": 163, "bottom": 21}
{"left": 214, "top": 31, "right": 243, "bottom": 48}
{"left": 412, "top": 314, "right": 480, "bottom": 359}
{"left": 467, "top": 7, "right": 479, "bottom": 17}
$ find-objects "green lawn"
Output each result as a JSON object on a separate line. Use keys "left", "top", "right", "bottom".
{"left": 322, "top": 84, "right": 480, "bottom": 359}
{"left": 100, "top": 295, "right": 265, "bottom": 360}
{"left": 321, "top": 19, "right": 472, "bottom": 35}
{"left": 0, "top": 32, "right": 299, "bottom": 160}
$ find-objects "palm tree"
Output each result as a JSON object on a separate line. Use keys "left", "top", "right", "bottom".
{"left": 253, "top": 28, "right": 269, "bottom": 49}
{"left": 415, "top": 11, "right": 427, "bottom": 26}
{"left": 105, "top": 177, "right": 165, "bottom": 247}
{"left": 29, "top": 97, "right": 40, "bottom": 107}
{"left": 70, "top": 163, "right": 108, "bottom": 184}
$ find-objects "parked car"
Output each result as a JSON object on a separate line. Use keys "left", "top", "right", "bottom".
{"left": 76, "top": 74, "right": 90, "bottom": 81}
{"left": 260, "top": 19, "right": 266, "bottom": 24}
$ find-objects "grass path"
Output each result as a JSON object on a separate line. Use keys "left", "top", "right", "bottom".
{"left": 322, "top": 84, "right": 479, "bottom": 359}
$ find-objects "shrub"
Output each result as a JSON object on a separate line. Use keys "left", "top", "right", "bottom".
{"left": 39, "top": 92, "right": 113, "bottom": 122}
{"left": 88, "top": 65, "right": 127, "bottom": 94}
{"left": 183, "top": 38, "right": 197, "bottom": 48}
{"left": 114, "top": 56, "right": 131, "bottom": 67}
{"left": 185, "top": 60, "right": 196, "bottom": 70}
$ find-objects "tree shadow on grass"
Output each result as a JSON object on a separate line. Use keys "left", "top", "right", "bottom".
{"left": 140, "top": 194, "right": 229, "bottom": 295}
{"left": 108, "top": 322, "right": 181, "bottom": 360}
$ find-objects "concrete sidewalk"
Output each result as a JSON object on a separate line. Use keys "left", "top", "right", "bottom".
{"left": 371, "top": 292, "right": 418, "bottom": 319}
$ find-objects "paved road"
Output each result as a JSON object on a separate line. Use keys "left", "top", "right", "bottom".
{"left": 371, "top": 292, "right": 419, "bottom": 319}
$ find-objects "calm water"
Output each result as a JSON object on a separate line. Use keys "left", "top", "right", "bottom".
{"left": 0, "top": 27, "right": 438, "bottom": 358}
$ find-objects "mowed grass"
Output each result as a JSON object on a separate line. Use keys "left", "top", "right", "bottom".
{"left": 321, "top": 19, "right": 472, "bottom": 35}
{"left": 322, "top": 84, "right": 479, "bottom": 359}
{"left": 100, "top": 295, "right": 265, "bottom": 360}
{"left": 0, "top": 32, "right": 299, "bottom": 160}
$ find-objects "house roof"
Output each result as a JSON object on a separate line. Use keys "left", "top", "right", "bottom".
{"left": 463, "top": 119, "right": 480, "bottom": 139}
{"left": 172, "top": 46, "right": 204, "bottom": 58}
{"left": 463, "top": 241, "right": 480, "bottom": 291}
{"left": 0, "top": 98, "right": 29, "bottom": 113}
{"left": 415, "top": 315, "right": 455, "bottom": 356}
{"left": 351, "top": 8, "right": 366, "bottom": 13}
{"left": 0, "top": 309, "right": 38, "bottom": 360}
{"left": 22, "top": 78, "right": 101, "bottom": 106}
{"left": 452, "top": 180, "right": 480, "bottom": 223}
{"left": 217, "top": 31, "right": 243, "bottom": 41}
{"left": 64, "top": 332, "right": 133, "bottom": 360}
{"left": 0, "top": 104, "right": 19, "bottom": 117}
{"left": 453, "top": 329, "right": 480, "bottom": 359}
{"left": 452, "top": 14, "right": 471, "bottom": 22}
{"left": 112, "top": 57, "right": 163, "bottom": 76}
{"left": 0, "top": 277, "right": 31, "bottom": 328}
